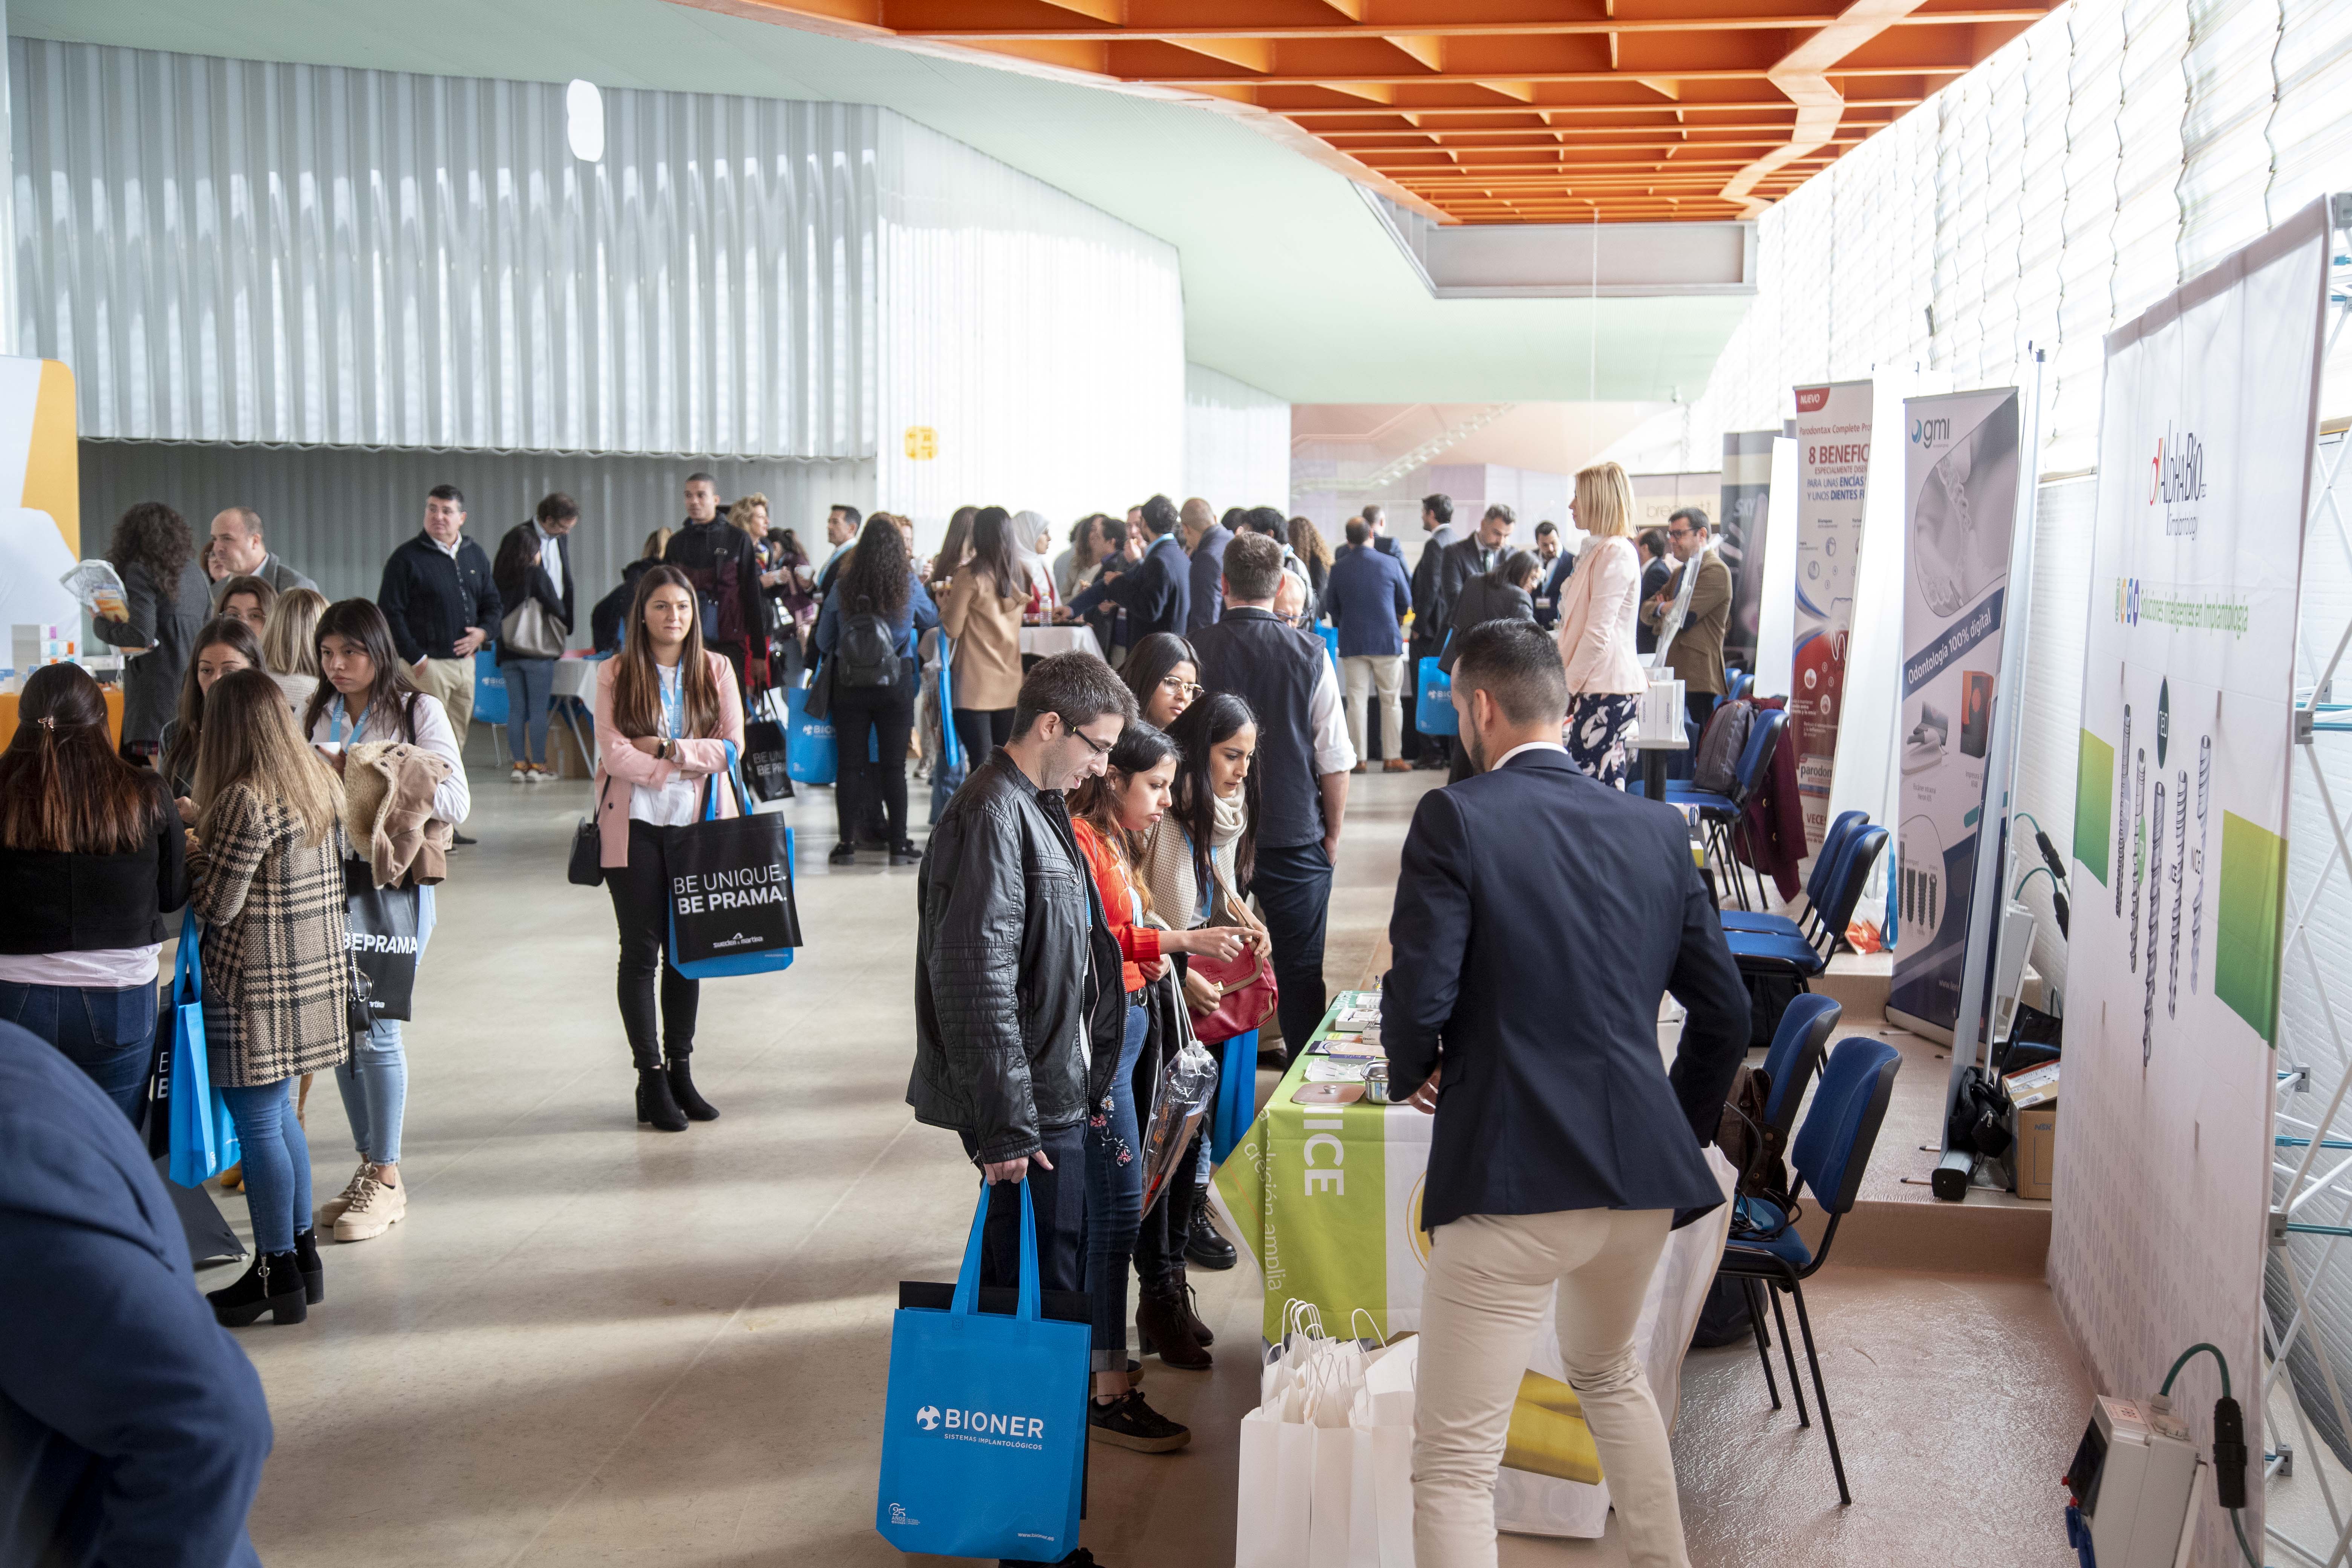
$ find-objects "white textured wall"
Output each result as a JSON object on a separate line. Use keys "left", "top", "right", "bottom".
{"left": 11, "top": 41, "right": 879, "bottom": 458}
{"left": 1184, "top": 361, "right": 1288, "bottom": 514}
{"left": 872, "top": 114, "right": 1183, "bottom": 547}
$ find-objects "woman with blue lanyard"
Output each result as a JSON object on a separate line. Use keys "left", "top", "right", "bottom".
{"left": 591, "top": 565, "right": 746, "bottom": 1133}
{"left": 301, "top": 599, "right": 471, "bottom": 1243}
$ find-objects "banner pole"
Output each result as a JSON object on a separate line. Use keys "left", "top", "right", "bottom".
{"left": 1939, "top": 351, "right": 2050, "bottom": 1160}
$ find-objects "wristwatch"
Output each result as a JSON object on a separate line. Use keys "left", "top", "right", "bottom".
{"left": 658, "top": 738, "right": 672, "bottom": 761}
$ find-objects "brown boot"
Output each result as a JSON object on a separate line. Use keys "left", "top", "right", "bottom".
{"left": 1180, "top": 1279, "right": 1215, "bottom": 1348}
{"left": 1136, "top": 1292, "right": 1213, "bottom": 1370}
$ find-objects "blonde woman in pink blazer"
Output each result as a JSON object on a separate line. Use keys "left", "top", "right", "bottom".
{"left": 591, "top": 564, "right": 745, "bottom": 1132}
{"left": 1552, "top": 461, "right": 1647, "bottom": 789}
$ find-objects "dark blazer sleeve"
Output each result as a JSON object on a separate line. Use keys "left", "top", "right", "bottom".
{"left": 1381, "top": 786, "right": 1472, "bottom": 1092}
{"left": 0, "top": 1126, "right": 273, "bottom": 1568}
{"left": 153, "top": 789, "right": 188, "bottom": 915}
{"left": 1663, "top": 846, "right": 1750, "bottom": 1143}
{"left": 1187, "top": 545, "right": 1220, "bottom": 633}
{"left": 91, "top": 562, "right": 157, "bottom": 651}
{"left": 377, "top": 550, "right": 427, "bottom": 666}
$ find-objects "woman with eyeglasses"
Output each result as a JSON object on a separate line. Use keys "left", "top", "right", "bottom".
{"left": 1120, "top": 632, "right": 1200, "bottom": 730}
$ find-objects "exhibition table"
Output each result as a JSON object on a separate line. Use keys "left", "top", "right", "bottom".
{"left": 1213, "top": 990, "right": 1733, "bottom": 1539}
{"left": 1020, "top": 624, "right": 1104, "bottom": 660}
{"left": 0, "top": 684, "right": 122, "bottom": 746}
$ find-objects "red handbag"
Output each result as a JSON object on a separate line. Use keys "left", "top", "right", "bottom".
{"left": 1187, "top": 856, "right": 1277, "bottom": 1043}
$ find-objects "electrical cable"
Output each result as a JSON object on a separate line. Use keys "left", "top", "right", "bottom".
{"left": 2157, "top": 1342, "right": 2262, "bottom": 1568}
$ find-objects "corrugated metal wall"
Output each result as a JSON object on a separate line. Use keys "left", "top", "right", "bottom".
{"left": 11, "top": 40, "right": 877, "bottom": 458}
{"left": 872, "top": 113, "right": 1183, "bottom": 538}
{"left": 75, "top": 441, "right": 871, "bottom": 630}
{"left": 1184, "top": 362, "right": 1289, "bottom": 515}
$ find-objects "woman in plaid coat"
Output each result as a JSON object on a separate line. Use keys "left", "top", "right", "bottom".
{"left": 186, "top": 668, "right": 352, "bottom": 1328}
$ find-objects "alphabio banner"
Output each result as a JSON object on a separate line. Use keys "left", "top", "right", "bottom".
{"left": 1791, "top": 381, "right": 1872, "bottom": 851}
{"left": 1886, "top": 389, "right": 2023, "bottom": 1034}
{"left": 2051, "top": 197, "right": 2335, "bottom": 1565}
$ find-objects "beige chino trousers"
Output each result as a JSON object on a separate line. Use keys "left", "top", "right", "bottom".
{"left": 1413, "top": 1206, "right": 1689, "bottom": 1568}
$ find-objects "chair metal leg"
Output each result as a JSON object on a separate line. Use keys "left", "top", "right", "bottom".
{"left": 1768, "top": 1283, "right": 1810, "bottom": 1427}
{"left": 1788, "top": 1280, "right": 1851, "bottom": 1505}
{"left": 1741, "top": 1278, "right": 1781, "bottom": 1410}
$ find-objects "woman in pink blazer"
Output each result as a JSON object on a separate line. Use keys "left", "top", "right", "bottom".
{"left": 591, "top": 565, "right": 745, "bottom": 1132}
{"left": 1552, "top": 461, "right": 1648, "bottom": 788}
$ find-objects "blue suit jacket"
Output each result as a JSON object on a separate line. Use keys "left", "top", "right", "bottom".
{"left": 1382, "top": 747, "right": 1748, "bottom": 1230}
{"left": 1073, "top": 532, "right": 1190, "bottom": 644}
{"left": 1325, "top": 544, "right": 1413, "bottom": 658}
{"left": 0, "top": 1023, "right": 271, "bottom": 1568}
{"left": 1187, "top": 527, "right": 1231, "bottom": 634}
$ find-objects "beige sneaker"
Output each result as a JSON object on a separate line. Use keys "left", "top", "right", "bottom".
{"left": 333, "top": 1174, "right": 407, "bottom": 1242}
{"left": 318, "top": 1163, "right": 371, "bottom": 1227}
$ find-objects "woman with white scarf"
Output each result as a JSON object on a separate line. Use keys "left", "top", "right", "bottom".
{"left": 1137, "top": 691, "right": 1267, "bottom": 1274}
{"left": 1008, "top": 510, "right": 1061, "bottom": 623}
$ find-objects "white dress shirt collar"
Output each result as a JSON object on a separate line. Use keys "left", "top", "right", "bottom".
{"left": 1493, "top": 740, "right": 1568, "bottom": 770}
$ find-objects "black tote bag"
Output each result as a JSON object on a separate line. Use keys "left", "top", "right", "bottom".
{"left": 664, "top": 747, "right": 802, "bottom": 977}
{"left": 343, "top": 859, "right": 421, "bottom": 1021}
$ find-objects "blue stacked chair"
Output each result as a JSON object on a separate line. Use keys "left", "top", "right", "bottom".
{"left": 1715, "top": 1035, "right": 1903, "bottom": 1505}
{"left": 1723, "top": 825, "right": 1886, "bottom": 987}
{"left": 1720, "top": 810, "right": 1868, "bottom": 939}
{"left": 1631, "top": 705, "right": 1789, "bottom": 910}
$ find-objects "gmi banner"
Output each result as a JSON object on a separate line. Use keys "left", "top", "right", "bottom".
{"left": 1791, "top": 381, "right": 1872, "bottom": 851}
{"left": 2051, "top": 196, "right": 2336, "bottom": 1566}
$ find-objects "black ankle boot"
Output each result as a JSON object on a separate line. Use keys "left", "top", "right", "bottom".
{"left": 637, "top": 1066, "right": 688, "bottom": 1132}
{"left": 293, "top": 1227, "right": 325, "bottom": 1305}
{"left": 1185, "top": 1188, "right": 1237, "bottom": 1271}
{"left": 667, "top": 1056, "right": 718, "bottom": 1122}
{"left": 208, "top": 1250, "right": 308, "bottom": 1327}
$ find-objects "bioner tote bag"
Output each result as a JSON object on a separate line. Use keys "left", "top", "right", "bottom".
{"left": 165, "top": 911, "right": 241, "bottom": 1188}
{"left": 1416, "top": 652, "right": 1459, "bottom": 735}
{"left": 665, "top": 746, "right": 801, "bottom": 979}
{"left": 876, "top": 1179, "right": 1090, "bottom": 1562}
{"left": 784, "top": 680, "right": 837, "bottom": 786}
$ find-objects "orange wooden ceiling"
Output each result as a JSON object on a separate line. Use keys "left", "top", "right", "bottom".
{"left": 706, "top": 0, "right": 2057, "bottom": 223}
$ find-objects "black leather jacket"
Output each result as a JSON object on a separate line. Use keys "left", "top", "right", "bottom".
{"left": 910, "top": 750, "right": 1126, "bottom": 1163}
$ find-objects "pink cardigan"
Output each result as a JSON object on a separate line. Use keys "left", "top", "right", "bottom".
{"left": 1554, "top": 535, "right": 1648, "bottom": 698}
{"left": 592, "top": 649, "right": 746, "bottom": 868}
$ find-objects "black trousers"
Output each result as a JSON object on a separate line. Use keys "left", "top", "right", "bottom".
{"left": 958, "top": 1120, "right": 1087, "bottom": 1296}
{"left": 833, "top": 674, "right": 916, "bottom": 847}
{"left": 951, "top": 706, "right": 1014, "bottom": 771}
{"left": 1133, "top": 1128, "right": 1204, "bottom": 1300}
{"left": 606, "top": 819, "right": 698, "bottom": 1069}
{"left": 1252, "top": 841, "right": 1334, "bottom": 1059}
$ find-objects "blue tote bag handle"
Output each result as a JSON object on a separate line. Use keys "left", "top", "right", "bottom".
{"left": 702, "top": 740, "right": 750, "bottom": 821}
{"left": 937, "top": 637, "right": 962, "bottom": 773}
{"left": 949, "top": 1176, "right": 1042, "bottom": 1323}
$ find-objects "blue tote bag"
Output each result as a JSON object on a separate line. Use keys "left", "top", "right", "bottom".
{"left": 165, "top": 911, "right": 240, "bottom": 1187}
{"left": 876, "top": 1179, "right": 1089, "bottom": 1561}
{"left": 665, "top": 745, "right": 801, "bottom": 979}
{"left": 1416, "top": 653, "right": 1459, "bottom": 735}
{"left": 785, "top": 682, "right": 838, "bottom": 786}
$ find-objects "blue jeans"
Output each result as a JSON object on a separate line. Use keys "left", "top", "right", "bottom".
{"left": 0, "top": 978, "right": 158, "bottom": 1122}
{"left": 505, "top": 657, "right": 556, "bottom": 764}
{"left": 335, "top": 887, "right": 430, "bottom": 1165}
{"left": 220, "top": 1078, "right": 312, "bottom": 1254}
{"left": 1084, "top": 999, "right": 1150, "bottom": 1372}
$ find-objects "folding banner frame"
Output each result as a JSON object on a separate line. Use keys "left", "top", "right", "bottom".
{"left": 2261, "top": 191, "right": 2352, "bottom": 1568}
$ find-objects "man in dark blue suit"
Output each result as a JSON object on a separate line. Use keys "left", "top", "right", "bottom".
{"left": 1070, "top": 492, "right": 1189, "bottom": 644}
{"left": 1381, "top": 620, "right": 1746, "bottom": 1568}
{"left": 0, "top": 1021, "right": 274, "bottom": 1568}
{"left": 1182, "top": 496, "right": 1230, "bottom": 634}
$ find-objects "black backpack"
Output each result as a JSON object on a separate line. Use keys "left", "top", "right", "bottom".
{"left": 835, "top": 595, "right": 899, "bottom": 690}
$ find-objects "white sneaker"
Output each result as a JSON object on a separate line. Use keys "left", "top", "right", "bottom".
{"left": 510, "top": 762, "right": 531, "bottom": 782}
{"left": 333, "top": 1174, "right": 407, "bottom": 1242}
{"left": 318, "top": 1163, "right": 371, "bottom": 1227}
{"left": 526, "top": 764, "right": 553, "bottom": 783}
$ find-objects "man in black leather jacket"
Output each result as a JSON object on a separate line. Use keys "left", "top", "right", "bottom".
{"left": 911, "top": 653, "right": 1136, "bottom": 1297}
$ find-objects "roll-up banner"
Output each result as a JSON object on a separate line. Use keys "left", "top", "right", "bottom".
{"left": 2050, "top": 196, "right": 2335, "bottom": 1565}
{"left": 1720, "top": 431, "right": 1776, "bottom": 675}
{"left": 1791, "top": 382, "right": 1873, "bottom": 851}
{"left": 1886, "top": 389, "right": 2023, "bottom": 1036}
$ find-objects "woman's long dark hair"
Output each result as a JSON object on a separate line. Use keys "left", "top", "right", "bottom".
{"left": 1067, "top": 719, "right": 1182, "bottom": 913}
{"left": 1121, "top": 632, "right": 1197, "bottom": 718}
{"left": 303, "top": 599, "right": 424, "bottom": 743}
{"left": 965, "top": 506, "right": 1018, "bottom": 597}
{"left": 107, "top": 501, "right": 194, "bottom": 593}
{"left": 161, "top": 616, "right": 267, "bottom": 792}
{"left": 493, "top": 525, "right": 544, "bottom": 607}
{"left": 610, "top": 565, "right": 722, "bottom": 741}
{"left": 0, "top": 663, "right": 164, "bottom": 854}
{"left": 1165, "top": 692, "right": 1260, "bottom": 896}
{"left": 838, "top": 514, "right": 911, "bottom": 622}
{"left": 935, "top": 506, "right": 977, "bottom": 581}
{"left": 1491, "top": 548, "right": 1540, "bottom": 591}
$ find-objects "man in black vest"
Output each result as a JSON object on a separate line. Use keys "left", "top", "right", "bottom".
{"left": 1192, "top": 532, "right": 1357, "bottom": 1058}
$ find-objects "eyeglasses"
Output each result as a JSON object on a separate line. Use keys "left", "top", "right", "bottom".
{"left": 1160, "top": 676, "right": 1204, "bottom": 700}
{"left": 1070, "top": 724, "right": 1116, "bottom": 757}
{"left": 1667, "top": 528, "right": 1694, "bottom": 541}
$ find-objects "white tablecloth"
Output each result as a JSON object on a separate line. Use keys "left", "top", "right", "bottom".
{"left": 1019, "top": 625, "right": 1104, "bottom": 660}
{"left": 550, "top": 655, "right": 603, "bottom": 702}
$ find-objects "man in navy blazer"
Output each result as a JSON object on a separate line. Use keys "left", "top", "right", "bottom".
{"left": 1381, "top": 620, "right": 1746, "bottom": 1568}
{"left": 1182, "top": 496, "right": 1230, "bottom": 633}
{"left": 0, "top": 1021, "right": 274, "bottom": 1568}
{"left": 1070, "top": 492, "right": 1189, "bottom": 643}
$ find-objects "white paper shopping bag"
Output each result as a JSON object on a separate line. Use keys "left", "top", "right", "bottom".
{"left": 1237, "top": 1407, "right": 1314, "bottom": 1568}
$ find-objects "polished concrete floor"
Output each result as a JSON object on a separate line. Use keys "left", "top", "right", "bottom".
{"left": 206, "top": 761, "right": 2091, "bottom": 1567}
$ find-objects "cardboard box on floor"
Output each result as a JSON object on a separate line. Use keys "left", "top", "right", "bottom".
{"left": 2005, "top": 1062, "right": 2058, "bottom": 1201}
